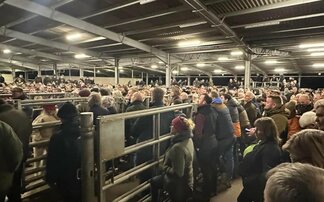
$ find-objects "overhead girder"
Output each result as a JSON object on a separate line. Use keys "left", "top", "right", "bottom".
{"left": 0, "top": 43, "right": 93, "bottom": 68}
{"left": 4, "top": 0, "right": 170, "bottom": 63}
{"left": 222, "top": 0, "right": 321, "bottom": 18}
{"left": 0, "top": 28, "right": 115, "bottom": 64}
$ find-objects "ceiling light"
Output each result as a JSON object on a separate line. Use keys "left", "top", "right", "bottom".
{"left": 120, "top": 69, "right": 125, "bottom": 73}
{"left": 214, "top": 69, "right": 222, "bottom": 73}
{"left": 231, "top": 51, "right": 243, "bottom": 56}
{"left": 119, "top": 66, "right": 124, "bottom": 69}
{"left": 299, "top": 42, "right": 324, "bottom": 48}
{"left": 66, "top": 33, "right": 82, "bottom": 41}
{"left": 245, "top": 21, "right": 280, "bottom": 29}
{"left": 178, "top": 40, "right": 201, "bottom": 47}
{"left": 218, "top": 57, "right": 229, "bottom": 61}
{"left": 307, "top": 48, "right": 324, "bottom": 52}
{"left": 158, "top": 61, "right": 164, "bottom": 64}
{"left": 151, "top": 64, "right": 158, "bottom": 69}
{"left": 274, "top": 68, "right": 286, "bottom": 72}
{"left": 3, "top": 49, "right": 11, "bottom": 54}
{"left": 179, "top": 21, "right": 207, "bottom": 28}
{"left": 139, "top": 0, "right": 156, "bottom": 5}
{"left": 181, "top": 67, "right": 189, "bottom": 71}
{"left": 196, "top": 63, "right": 205, "bottom": 67}
{"left": 310, "top": 52, "right": 324, "bottom": 56}
{"left": 172, "top": 70, "right": 179, "bottom": 74}
{"left": 265, "top": 60, "right": 278, "bottom": 65}
{"left": 313, "top": 63, "right": 324, "bottom": 68}
{"left": 235, "top": 65, "right": 245, "bottom": 70}
{"left": 74, "top": 53, "right": 90, "bottom": 59}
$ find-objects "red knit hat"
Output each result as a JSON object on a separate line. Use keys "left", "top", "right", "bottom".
{"left": 172, "top": 116, "right": 188, "bottom": 133}
{"left": 43, "top": 104, "right": 56, "bottom": 111}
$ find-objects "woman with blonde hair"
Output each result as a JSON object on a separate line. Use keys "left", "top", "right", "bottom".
{"left": 150, "top": 116, "right": 195, "bottom": 202}
{"left": 238, "top": 117, "right": 282, "bottom": 202}
{"left": 283, "top": 129, "right": 324, "bottom": 168}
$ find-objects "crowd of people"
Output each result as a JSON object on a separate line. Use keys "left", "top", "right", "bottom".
{"left": 0, "top": 75, "right": 324, "bottom": 202}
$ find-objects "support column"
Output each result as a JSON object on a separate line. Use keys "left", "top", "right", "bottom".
{"left": 53, "top": 63, "right": 58, "bottom": 76}
{"left": 146, "top": 73, "right": 149, "bottom": 85}
{"left": 115, "top": 58, "right": 120, "bottom": 85}
{"left": 12, "top": 68, "right": 15, "bottom": 80}
{"left": 25, "top": 71, "right": 28, "bottom": 80}
{"left": 187, "top": 76, "right": 191, "bottom": 86}
{"left": 209, "top": 76, "right": 213, "bottom": 86}
{"left": 80, "top": 69, "right": 84, "bottom": 78}
{"left": 80, "top": 112, "right": 96, "bottom": 202}
{"left": 165, "top": 53, "right": 171, "bottom": 88}
{"left": 38, "top": 66, "right": 42, "bottom": 76}
{"left": 298, "top": 74, "right": 301, "bottom": 87}
{"left": 94, "top": 67, "right": 97, "bottom": 78}
{"left": 131, "top": 70, "right": 134, "bottom": 86}
{"left": 69, "top": 68, "right": 71, "bottom": 79}
{"left": 244, "top": 55, "right": 252, "bottom": 90}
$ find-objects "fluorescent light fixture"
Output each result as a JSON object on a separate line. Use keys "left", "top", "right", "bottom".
{"left": 196, "top": 63, "right": 205, "bottom": 67}
{"left": 307, "top": 47, "right": 324, "bottom": 52}
{"left": 15, "top": 52, "right": 22, "bottom": 55}
{"left": 139, "top": 0, "right": 156, "bottom": 5}
{"left": 66, "top": 33, "right": 82, "bottom": 41}
{"left": 158, "top": 61, "right": 164, "bottom": 64}
{"left": 299, "top": 42, "right": 324, "bottom": 48}
{"left": 96, "top": 70, "right": 100, "bottom": 73}
{"left": 235, "top": 65, "right": 245, "bottom": 70}
{"left": 74, "top": 53, "right": 90, "bottom": 59}
{"left": 310, "top": 52, "right": 324, "bottom": 56}
{"left": 179, "top": 21, "right": 207, "bottom": 28}
{"left": 119, "top": 66, "right": 124, "bottom": 69}
{"left": 172, "top": 70, "right": 179, "bottom": 74}
{"left": 151, "top": 64, "right": 158, "bottom": 69}
{"left": 313, "top": 63, "right": 324, "bottom": 68}
{"left": 3, "top": 49, "right": 11, "bottom": 54}
{"left": 231, "top": 51, "right": 243, "bottom": 56}
{"left": 245, "top": 21, "right": 280, "bottom": 29}
{"left": 265, "top": 60, "right": 278, "bottom": 65}
{"left": 178, "top": 40, "right": 201, "bottom": 47}
{"left": 274, "top": 68, "right": 285, "bottom": 72}
{"left": 120, "top": 69, "right": 125, "bottom": 73}
{"left": 218, "top": 57, "right": 229, "bottom": 61}
{"left": 214, "top": 69, "right": 222, "bottom": 73}
{"left": 181, "top": 67, "right": 189, "bottom": 71}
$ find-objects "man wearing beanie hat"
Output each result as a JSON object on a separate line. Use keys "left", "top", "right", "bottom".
{"left": 46, "top": 102, "right": 81, "bottom": 202}
{"left": 151, "top": 116, "right": 194, "bottom": 202}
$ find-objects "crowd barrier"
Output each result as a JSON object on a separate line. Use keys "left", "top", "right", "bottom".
{"left": 92, "top": 103, "right": 195, "bottom": 202}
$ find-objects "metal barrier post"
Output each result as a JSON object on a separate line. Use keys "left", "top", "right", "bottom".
{"left": 80, "top": 112, "right": 96, "bottom": 202}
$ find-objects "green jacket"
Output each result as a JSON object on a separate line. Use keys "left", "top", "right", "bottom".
{"left": 0, "top": 121, "right": 23, "bottom": 194}
{"left": 264, "top": 105, "right": 289, "bottom": 140}
{"left": 163, "top": 132, "right": 194, "bottom": 189}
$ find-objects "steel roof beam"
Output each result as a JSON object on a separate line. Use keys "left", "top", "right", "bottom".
{"left": 104, "top": 6, "right": 188, "bottom": 29}
{"left": 180, "top": 0, "right": 245, "bottom": 46}
{"left": 0, "top": 43, "right": 92, "bottom": 66}
{"left": 0, "top": 58, "right": 39, "bottom": 70}
{"left": 4, "top": 0, "right": 169, "bottom": 63}
{"left": 231, "top": 12, "right": 324, "bottom": 29}
{"left": 0, "top": 28, "right": 115, "bottom": 63}
{"left": 223, "top": 0, "right": 321, "bottom": 17}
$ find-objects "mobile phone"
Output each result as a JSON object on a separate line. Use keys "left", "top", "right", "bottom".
{"left": 245, "top": 128, "right": 251, "bottom": 132}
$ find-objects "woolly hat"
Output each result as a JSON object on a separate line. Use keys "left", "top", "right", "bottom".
{"left": 57, "top": 102, "right": 78, "bottom": 120}
{"left": 171, "top": 116, "right": 188, "bottom": 133}
{"left": 43, "top": 104, "right": 56, "bottom": 111}
{"left": 212, "top": 97, "right": 223, "bottom": 104}
{"left": 79, "top": 89, "right": 91, "bottom": 97}
{"left": 299, "top": 111, "right": 316, "bottom": 128}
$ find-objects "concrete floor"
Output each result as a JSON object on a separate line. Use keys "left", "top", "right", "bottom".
{"left": 210, "top": 178, "right": 242, "bottom": 202}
